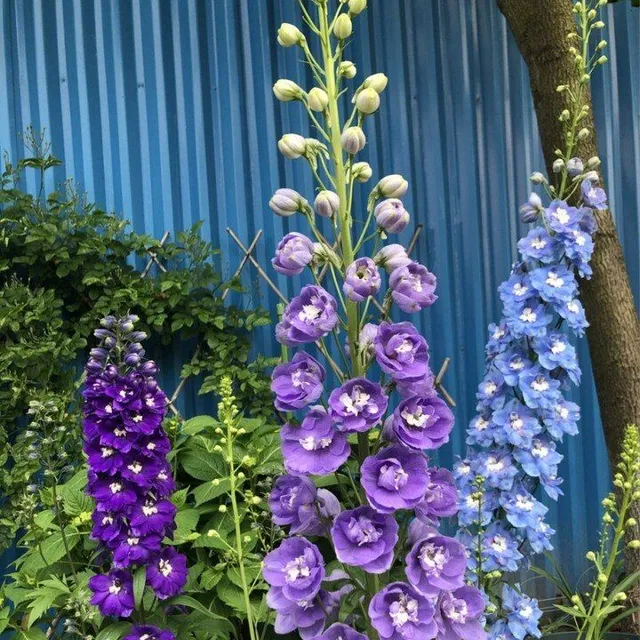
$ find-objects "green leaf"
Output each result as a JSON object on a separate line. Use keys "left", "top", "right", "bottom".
{"left": 95, "top": 622, "right": 132, "bottom": 640}
{"left": 216, "top": 577, "right": 247, "bottom": 612}
{"left": 192, "top": 479, "right": 231, "bottom": 506}
{"left": 133, "top": 567, "right": 146, "bottom": 610}
{"left": 166, "top": 595, "right": 234, "bottom": 628}
{"left": 15, "top": 630, "right": 47, "bottom": 640}
{"left": 19, "top": 527, "right": 81, "bottom": 574}
{"left": 180, "top": 445, "right": 226, "bottom": 481}
{"left": 181, "top": 415, "right": 219, "bottom": 436}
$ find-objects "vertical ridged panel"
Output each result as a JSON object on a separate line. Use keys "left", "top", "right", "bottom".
{"left": 1, "top": 0, "right": 639, "bottom": 590}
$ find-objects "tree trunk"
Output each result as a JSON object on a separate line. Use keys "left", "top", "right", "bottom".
{"left": 496, "top": 0, "right": 640, "bottom": 629}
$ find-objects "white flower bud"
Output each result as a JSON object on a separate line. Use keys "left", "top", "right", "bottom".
{"left": 587, "top": 156, "right": 601, "bottom": 168}
{"left": 593, "top": 20, "right": 605, "bottom": 29}
{"left": 307, "top": 87, "right": 329, "bottom": 112}
{"left": 273, "top": 79, "right": 303, "bottom": 102}
{"left": 597, "top": 55, "right": 608, "bottom": 65}
{"left": 348, "top": 0, "right": 367, "bottom": 15}
{"left": 269, "top": 188, "right": 308, "bottom": 217}
{"left": 341, "top": 126, "right": 366, "bottom": 154}
{"left": 352, "top": 161, "right": 372, "bottom": 182}
{"left": 314, "top": 190, "right": 340, "bottom": 218}
{"left": 277, "top": 23, "right": 304, "bottom": 47}
{"left": 363, "top": 73, "right": 388, "bottom": 93}
{"left": 377, "top": 174, "right": 408, "bottom": 198}
{"left": 530, "top": 172, "right": 547, "bottom": 184}
{"left": 577, "top": 127, "right": 591, "bottom": 140}
{"left": 333, "top": 14, "right": 353, "bottom": 39}
{"left": 553, "top": 159, "right": 565, "bottom": 173}
{"left": 583, "top": 170, "right": 600, "bottom": 182}
{"left": 356, "top": 87, "right": 380, "bottom": 114}
{"left": 339, "top": 60, "right": 357, "bottom": 79}
{"left": 278, "top": 133, "right": 307, "bottom": 159}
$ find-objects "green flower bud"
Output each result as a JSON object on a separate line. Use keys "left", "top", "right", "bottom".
{"left": 577, "top": 128, "right": 591, "bottom": 140}
{"left": 616, "top": 592, "right": 628, "bottom": 601}
{"left": 593, "top": 20, "right": 605, "bottom": 29}
{"left": 251, "top": 496, "right": 262, "bottom": 505}
{"left": 207, "top": 529, "right": 219, "bottom": 538}
{"left": 273, "top": 79, "right": 303, "bottom": 102}
{"left": 278, "top": 23, "right": 304, "bottom": 47}
{"left": 334, "top": 14, "right": 353, "bottom": 39}
{"left": 571, "top": 595, "right": 581, "bottom": 605}
{"left": 313, "top": 242, "right": 342, "bottom": 270}
{"left": 352, "top": 161, "right": 372, "bottom": 182}
{"left": 597, "top": 573, "right": 607, "bottom": 584}
{"left": 341, "top": 126, "right": 366, "bottom": 154}
{"left": 627, "top": 518, "right": 637, "bottom": 528}
{"left": 587, "top": 156, "right": 601, "bottom": 168}
{"left": 243, "top": 535, "right": 251, "bottom": 543}
{"left": 588, "top": 9, "right": 597, "bottom": 18}
{"left": 530, "top": 172, "right": 547, "bottom": 184}
{"left": 364, "top": 73, "right": 389, "bottom": 93}
{"left": 219, "top": 505, "right": 227, "bottom": 513}
{"left": 237, "top": 472, "right": 246, "bottom": 480}
{"left": 553, "top": 159, "right": 565, "bottom": 173}
{"left": 212, "top": 479, "right": 221, "bottom": 487}
{"left": 597, "top": 40, "right": 608, "bottom": 50}
{"left": 628, "top": 540, "right": 640, "bottom": 549}
{"left": 339, "top": 60, "right": 357, "bottom": 79}
{"left": 377, "top": 174, "right": 409, "bottom": 199}
{"left": 278, "top": 133, "right": 307, "bottom": 159}
{"left": 586, "top": 551, "right": 597, "bottom": 561}
{"left": 356, "top": 87, "right": 380, "bottom": 114}
{"left": 307, "top": 87, "right": 329, "bottom": 111}
{"left": 597, "top": 55, "right": 608, "bottom": 65}
{"left": 348, "top": 0, "right": 367, "bottom": 15}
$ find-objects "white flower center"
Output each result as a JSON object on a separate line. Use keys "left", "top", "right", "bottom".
{"left": 486, "top": 456, "right": 505, "bottom": 473}
{"left": 515, "top": 494, "right": 533, "bottom": 511}
{"left": 142, "top": 504, "right": 158, "bottom": 517}
{"left": 159, "top": 558, "right": 173, "bottom": 577}
{"left": 513, "top": 283, "right": 528, "bottom": 297}
{"left": 110, "top": 482, "right": 122, "bottom": 494}
{"left": 531, "top": 237, "right": 547, "bottom": 250}
{"left": 127, "top": 462, "right": 143, "bottom": 474}
{"left": 492, "top": 535, "right": 508, "bottom": 553}
{"left": 532, "top": 441, "right": 549, "bottom": 458}
{"left": 101, "top": 447, "right": 114, "bottom": 458}
{"left": 520, "top": 308, "right": 537, "bottom": 323}
{"left": 284, "top": 556, "right": 311, "bottom": 583}
{"left": 475, "top": 417, "right": 489, "bottom": 431}
{"left": 299, "top": 304, "right": 321, "bottom": 323}
{"left": 520, "top": 604, "right": 533, "bottom": 619}
{"left": 531, "top": 376, "right": 549, "bottom": 392}
{"left": 396, "top": 340, "right": 414, "bottom": 354}
{"left": 554, "top": 207, "right": 570, "bottom": 224}
{"left": 556, "top": 405, "right": 569, "bottom": 420}
{"left": 546, "top": 272, "right": 564, "bottom": 288}
{"left": 420, "top": 542, "right": 447, "bottom": 575}
{"left": 132, "top": 414, "right": 143, "bottom": 423}
{"left": 567, "top": 301, "right": 579, "bottom": 314}
{"left": 401, "top": 407, "right": 429, "bottom": 428}
{"left": 340, "top": 388, "right": 373, "bottom": 415}
{"left": 127, "top": 537, "right": 139, "bottom": 546}
{"left": 108, "top": 581, "right": 122, "bottom": 595}
{"left": 484, "top": 381, "right": 498, "bottom": 396}
{"left": 551, "top": 340, "right": 566, "bottom": 354}
{"left": 390, "top": 594, "right": 419, "bottom": 628}
{"left": 299, "top": 436, "right": 332, "bottom": 451}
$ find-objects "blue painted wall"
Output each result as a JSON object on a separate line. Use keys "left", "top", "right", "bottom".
{"left": 1, "top": 0, "right": 639, "bottom": 590}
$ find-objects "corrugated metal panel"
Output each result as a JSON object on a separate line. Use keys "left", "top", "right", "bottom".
{"left": 1, "top": 0, "right": 639, "bottom": 588}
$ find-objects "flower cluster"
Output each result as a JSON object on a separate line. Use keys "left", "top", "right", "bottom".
{"left": 83, "top": 315, "right": 187, "bottom": 636}
{"left": 456, "top": 172, "right": 604, "bottom": 636}
{"left": 263, "top": 3, "right": 484, "bottom": 638}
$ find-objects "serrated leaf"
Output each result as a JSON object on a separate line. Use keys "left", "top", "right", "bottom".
{"left": 95, "top": 622, "right": 132, "bottom": 640}
{"left": 192, "top": 479, "right": 231, "bottom": 506}
{"left": 181, "top": 415, "right": 219, "bottom": 436}
{"left": 180, "top": 445, "right": 226, "bottom": 481}
{"left": 19, "top": 527, "right": 81, "bottom": 574}
{"left": 166, "top": 595, "right": 234, "bottom": 628}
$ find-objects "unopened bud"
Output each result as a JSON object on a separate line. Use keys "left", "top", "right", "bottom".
{"left": 334, "top": 14, "right": 353, "bottom": 39}
{"left": 628, "top": 540, "right": 640, "bottom": 549}
{"left": 530, "top": 172, "right": 547, "bottom": 184}
{"left": 356, "top": 87, "right": 380, "bottom": 114}
{"left": 376, "top": 174, "right": 408, "bottom": 199}
{"left": 559, "top": 109, "right": 571, "bottom": 121}
{"left": 597, "top": 55, "right": 608, "bottom": 65}
{"left": 212, "top": 479, "right": 221, "bottom": 487}
{"left": 352, "top": 161, "right": 372, "bottom": 182}
{"left": 626, "top": 518, "right": 637, "bottom": 528}
{"left": 218, "top": 505, "right": 227, "bottom": 513}
{"left": 278, "top": 133, "right": 307, "bottom": 159}
{"left": 339, "top": 61, "right": 357, "bottom": 79}
{"left": 207, "top": 529, "right": 219, "bottom": 538}
{"left": 273, "top": 79, "right": 303, "bottom": 102}
{"left": 553, "top": 159, "right": 565, "bottom": 173}
{"left": 341, "top": 126, "right": 366, "bottom": 154}
{"left": 588, "top": 9, "right": 597, "bottom": 19}
{"left": 586, "top": 551, "right": 597, "bottom": 561}
{"left": 277, "top": 23, "right": 303, "bottom": 47}
{"left": 571, "top": 595, "right": 581, "bottom": 605}
{"left": 314, "top": 190, "right": 340, "bottom": 218}
{"left": 307, "top": 87, "right": 329, "bottom": 111}
{"left": 597, "top": 40, "right": 608, "bottom": 50}
{"left": 593, "top": 21, "right": 605, "bottom": 29}
{"left": 348, "top": 0, "right": 367, "bottom": 15}
{"left": 269, "top": 188, "right": 308, "bottom": 217}
{"left": 577, "top": 128, "right": 591, "bottom": 141}
{"left": 363, "top": 73, "right": 388, "bottom": 94}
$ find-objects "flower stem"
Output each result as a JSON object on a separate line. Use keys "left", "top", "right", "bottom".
{"left": 317, "top": 3, "right": 378, "bottom": 637}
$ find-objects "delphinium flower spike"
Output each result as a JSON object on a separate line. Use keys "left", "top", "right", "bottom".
{"left": 263, "top": 1, "right": 484, "bottom": 639}
{"left": 84, "top": 315, "right": 186, "bottom": 638}
{"left": 455, "top": 1, "right": 611, "bottom": 636}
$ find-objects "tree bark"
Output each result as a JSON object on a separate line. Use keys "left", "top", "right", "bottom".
{"left": 497, "top": 0, "right": 640, "bottom": 628}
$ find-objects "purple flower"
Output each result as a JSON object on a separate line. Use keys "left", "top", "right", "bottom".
{"left": 310, "top": 623, "right": 368, "bottom": 640}
{"left": 331, "top": 506, "right": 398, "bottom": 573}
{"left": 369, "top": 582, "right": 437, "bottom": 640}
{"left": 435, "top": 586, "right": 487, "bottom": 640}
{"left": 374, "top": 321, "right": 430, "bottom": 382}
{"left": 405, "top": 533, "right": 466, "bottom": 596}
{"left": 269, "top": 475, "right": 321, "bottom": 534}
{"left": 112, "top": 532, "right": 162, "bottom": 568}
{"left": 343, "top": 257, "right": 381, "bottom": 302}
{"left": 374, "top": 244, "right": 412, "bottom": 273}
{"left": 268, "top": 587, "right": 332, "bottom": 640}
{"left": 416, "top": 468, "right": 458, "bottom": 521}
{"left": 272, "top": 232, "right": 315, "bottom": 276}
{"left": 581, "top": 178, "right": 607, "bottom": 210}
{"left": 375, "top": 198, "right": 410, "bottom": 233}
{"left": 124, "top": 626, "right": 175, "bottom": 640}
{"left": 395, "top": 369, "right": 437, "bottom": 399}
{"left": 328, "top": 377, "right": 388, "bottom": 433}
{"left": 89, "top": 569, "right": 135, "bottom": 618}
{"left": 147, "top": 548, "right": 188, "bottom": 600}
{"left": 391, "top": 395, "right": 453, "bottom": 450}
{"left": 281, "top": 407, "right": 350, "bottom": 476}
{"left": 544, "top": 200, "right": 582, "bottom": 233}
{"left": 276, "top": 285, "right": 339, "bottom": 346}
{"left": 361, "top": 445, "right": 430, "bottom": 513}
{"left": 518, "top": 192, "right": 543, "bottom": 223}
{"left": 271, "top": 352, "right": 326, "bottom": 411}
{"left": 389, "top": 262, "right": 438, "bottom": 313}
{"left": 263, "top": 537, "right": 325, "bottom": 602}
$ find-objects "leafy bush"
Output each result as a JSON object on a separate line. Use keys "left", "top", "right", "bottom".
{"left": 0, "top": 399, "right": 282, "bottom": 639}
{"left": 0, "top": 135, "right": 276, "bottom": 550}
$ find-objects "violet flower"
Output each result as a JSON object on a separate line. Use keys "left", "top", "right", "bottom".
{"left": 374, "top": 199, "right": 410, "bottom": 233}
{"left": 310, "top": 623, "right": 368, "bottom": 640}
{"left": 390, "top": 395, "right": 454, "bottom": 450}
{"left": 269, "top": 474, "right": 324, "bottom": 535}
{"left": 271, "top": 352, "right": 326, "bottom": 411}
{"left": 328, "top": 377, "right": 388, "bottom": 433}
{"left": 124, "top": 627, "right": 175, "bottom": 640}
{"left": 343, "top": 257, "right": 381, "bottom": 302}
{"left": 389, "top": 262, "right": 438, "bottom": 313}
{"left": 273, "top": 232, "right": 315, "bottom": 275}
{"left": 374, "top": 321, "right": 430, "bottom": 382}
{"left": 331, "top": 505, "right": 398, "bottom": 573}
{"left": 435, "top": 586, "right": 487, "bottom": 640}
{"left": 88, "top": 570, "right": 135, "bottom": 618}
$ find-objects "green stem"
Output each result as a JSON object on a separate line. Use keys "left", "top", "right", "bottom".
{"left": 226, "top": 418, "right": 258, "bottom": 640}
{"left": 318, "top": 3, "right": 377, "bottom": 637}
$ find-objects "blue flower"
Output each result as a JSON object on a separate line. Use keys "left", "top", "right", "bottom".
{"left": 476, "top": 372, "right": 506, "bottom": 410}
{"left": 517, "top": 227, "right": 562, "bottom": 264}
{"left": 491, "top": 401, "right": 542, "bottom": 449}
{"left": 557, "top": 298, "right": 589, "bottom": 335}
{"left": 504, "top": 300, "right": 552, "bottom": 338}
{"left": 482, "top": 523, "right": 524, "bottom": 573}
{"left": 526, "top": 517, "right": 555, "bottom": 553}
{"left": 544, "top": 200, "right": 582, "bottom": 233}
{"left": 457, "top": 484, "right": 500, "bottom": 527}
{"left": 473, "top": 451, "right": 519, "bottom": 491}
{"left": 534, "top": 332, "right": 581, "bottom": 384}
{"left": 542, "top": 400, "right": 580, "bottom": 440}
{"left": 581, "top": 178, "right": 607, "bottom": 210}
{"left": 466, "top": 413, "right": 500, "bottom": 448}
{"left": 493, "top": 348, "right": 533, "bottom": 386}
{"left": 529, "top": 265, "right": 577, "bottom": 305}
{"left": 499, "top": 484, "right": 548, "bottom": 529}
{"left": 513, "top": 437, "right": 563, "bottom": 483}
{"left": 486, "top": 321, "right": 512, "bottom": 357}
{"left": 560, "top": 228, "right": 594, "bottom": 278}
{"left": 499, "top": 273, "right": 534, "bottom": 312}
{"left": 501, "top": 585, "right": 543, "bottom": 639}
{"left": 518, "top": 366, "right": 561, "bottom": 409}
{"left": 488, "top": 619, "right": 519, "bottom": 640}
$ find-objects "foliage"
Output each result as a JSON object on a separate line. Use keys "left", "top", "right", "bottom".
{"left": 0, "top": 132, "right": 275, "bottom": 550}
{"left": 537, "top": 425, "right": 640, "bottom": 639}
{"left": 0, "top": 392, "right": 282, "bottom": 639}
